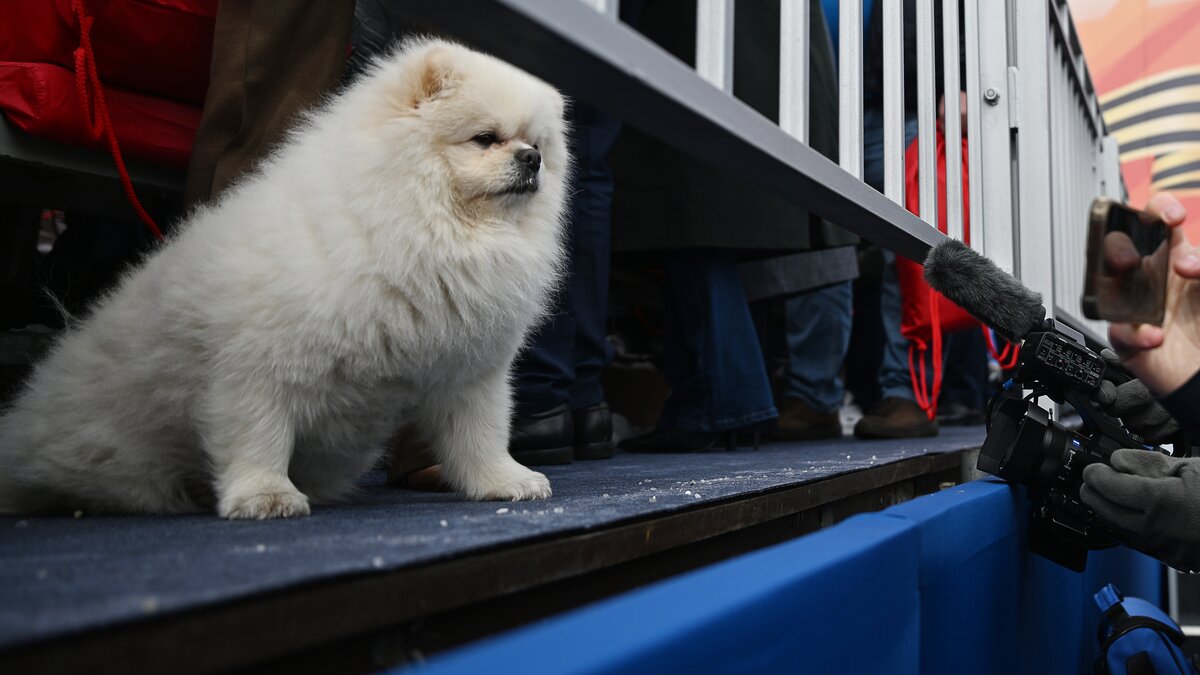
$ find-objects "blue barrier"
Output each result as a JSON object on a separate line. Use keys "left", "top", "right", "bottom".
{"left": 398, "top": 479, "right": 1162, "bottom": 675}
{"left": 882, "top": 478, "right": 1025, "bottom": 674}
{"left": 882, "top": 478, "right": 1159, "bottom": 674}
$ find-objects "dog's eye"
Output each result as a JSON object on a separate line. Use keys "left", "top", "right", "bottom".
{"left": 532, "top": 143, "right": 540, "bottom": 151}
{"left": 472, "top": 132, "right": 499, "bottom": 147}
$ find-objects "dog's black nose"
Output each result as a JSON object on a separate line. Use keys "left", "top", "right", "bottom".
{"left": 515, "top": 147, "right": 541, "bottom": 172}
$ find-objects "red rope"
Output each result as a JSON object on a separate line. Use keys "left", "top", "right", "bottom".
{"left": 908, "top": 342, "right": 931, "bottom": 413}
{"left": 72, "top": 0, "right": 164, "bottom": 241}
{"left": 908, "top": 290, "right": 948, "bottom": 421}
{"left": 982, "top": 325, "right": 1021, "bottom": 370}
{"left": 927, "top": 288, "right": 944, "bottom": 420}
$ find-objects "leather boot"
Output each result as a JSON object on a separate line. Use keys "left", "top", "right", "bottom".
{"left": 775, "top": 398, "right": 842, "bottom": 441}
{"left": 509, "top": 404, "right": 574, "bottom": 465}
{"left": 572, "top": 402, "right": 615, "bottom": 460}
{"left": 853, "top": 397, "right": 939, "bottom": 439}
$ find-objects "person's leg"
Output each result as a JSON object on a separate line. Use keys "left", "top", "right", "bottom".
{"left": 563, "top": 106, "right": 621, "bottom": 460}
{"left": 845, "top": 248, "right": 885, "bottom": 410}
{"left": 937, "top": 328, "right": 989, "bottom": 425}
{"left": 844, "top": 106, "right": 895, "bottom": 411}
{"left": 777, "top": 281, "right": 851, "bottom": 439}
{"left": 185, "top": 0, "right": 355, "bottom": 207}
{"left": 672, "top": 251, "right": 777, "bottom": 433}
{"left": 513, "top": 293, "right": 576, "bottom": 419}
{"left": 855, "top": 110, "right": 938, "bottom": 438}
{"left": 775, "top": 102, "right": 870, "bottom": 440}
{"left": 876, "top": 112, "right": 928, "bottom": 403}
{"left": 876, "top": 246, "right": 920, "bottom": 401}
{"left": 564, "top": 107, "right": 619, "bottom": 413}
{"left": 511, "top": 104, "right": 621, "bottom": 463}
{"left": 508, "top": 282, "right": 577, "bottom": 465}
{"left": 783, "top": 282, "right": 852, "bottom": 411}
{"left": 624, "top": 250, "right": 777, "bottom": 451}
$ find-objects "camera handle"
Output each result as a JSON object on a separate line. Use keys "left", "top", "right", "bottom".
{"left": 1062, "top": 389, "right": 1156, "bottom": 459}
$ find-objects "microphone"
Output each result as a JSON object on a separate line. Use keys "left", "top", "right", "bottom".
{"left": 923, "top": 239, "right": 1047, "bottom": 343}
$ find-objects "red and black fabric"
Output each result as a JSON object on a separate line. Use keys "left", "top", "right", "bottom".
{"left": 895, "top": 132, "right": 1019, "bottom": 419}
{"left": 0, "top": 0, "right": 217, "bottom": 166}
{"left": 0, "top": 62, "right": 201, "bottom": 169}
{"left": 0, "top": 0, "right": 218, "bottom": 237}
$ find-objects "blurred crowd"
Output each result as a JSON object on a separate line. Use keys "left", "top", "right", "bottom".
{"left": 8, "top": 0, "right": 992, "bottom": 479}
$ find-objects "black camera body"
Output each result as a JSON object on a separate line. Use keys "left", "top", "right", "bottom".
{"left": 978, "top": 319, "right": 1163, "bottom": 572}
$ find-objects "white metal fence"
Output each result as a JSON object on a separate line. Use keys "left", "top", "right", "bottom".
{"left": 1045, "top": 0, "right": 1124, "bottom": 341}
{"left": 395, "top": 0, "right": 1123, "bottom": 344}
{"left": 1007, "top": 0, "right": 1124, "bottom": 343}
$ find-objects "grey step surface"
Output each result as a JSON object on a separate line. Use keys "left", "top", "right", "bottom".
{"left": 0, "top": 426, "right": 985, "bottom": 651}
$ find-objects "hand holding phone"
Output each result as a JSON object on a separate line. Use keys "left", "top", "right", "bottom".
{"left": 1102, "top": 194, "right": 1200, "bottom": 396}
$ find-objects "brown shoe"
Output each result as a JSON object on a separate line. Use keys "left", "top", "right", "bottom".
{"left": 776, "top": 398, "right": 842, "bottom": 441}
{"left": 854, "top": 397, "right": 939, "bottom": 439}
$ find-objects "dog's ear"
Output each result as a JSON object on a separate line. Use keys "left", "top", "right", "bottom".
{"left": 410, "top": 45, "right": 458, "bottom": 107}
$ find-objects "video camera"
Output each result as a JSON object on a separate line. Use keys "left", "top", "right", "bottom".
{"left": 922, "top": 237, "right": 1189, "bottom": 572}
{"left": 978, "top": 318, "right": 1169, "bottom": 571}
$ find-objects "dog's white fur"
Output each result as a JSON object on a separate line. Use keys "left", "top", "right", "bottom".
{"left": 0, "top": 39, "right": 569, "bottom": 518}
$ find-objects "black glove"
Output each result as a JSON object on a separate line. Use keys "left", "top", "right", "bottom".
{"left": 1081, "top": 448, "right": 1200, "bottom": 572}
{"left": 1097, "top": 349, "right": 1181, "bottom": 443}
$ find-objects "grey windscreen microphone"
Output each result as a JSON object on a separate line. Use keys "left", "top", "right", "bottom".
{"left": 923, "top": 239, "right": 1047, "bottom": 343}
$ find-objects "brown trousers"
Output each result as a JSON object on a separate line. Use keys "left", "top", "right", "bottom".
{"left": 185, "top": 0, "right": 437, "bottom": 479}
{"left": 184, "top": 0, "right": 356, "bottom": 207}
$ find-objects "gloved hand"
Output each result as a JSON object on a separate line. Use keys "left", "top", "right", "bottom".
{"left": 1081, "top": 448, "right": 1200, "bottom": 572}
{"left": 1097, "top": 348, "right": 1181, "bottom": 443}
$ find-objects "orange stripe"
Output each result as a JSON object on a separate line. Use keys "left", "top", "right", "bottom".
{"left": 1092, "top": 2, "right": 1200, "bottom": 95}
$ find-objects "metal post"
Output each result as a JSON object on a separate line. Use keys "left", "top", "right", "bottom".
{"left": 1100, "top": 136, "right": 1122, "bottom": 200}
{"left": 780, "top": 0, "right": 809, "bottom": 143}
{"left": 963, "top": 0, "right": 983, "bottom": 253}
{"left": 839, "top": 0, "right": 863, "bottom": 179}
{"left": 883, "top": 0, "right": 905, "bottom": 204}
{"left": 942, "top": 0, "right": 964, "bottom": 241}
{"left": 1014, "top": 0, "right": 1055, "bottom": 311}
{"left": 916, "top": 0, "right": 937, "bottom": 225}
{"left": 970, "top": 0, "right": 1014, "bottom": 271}
{"left": 696, "top": 0, "right": 734, "bottom": 93}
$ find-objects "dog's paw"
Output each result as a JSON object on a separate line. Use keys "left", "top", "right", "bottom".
{"left": 462, "top": 466, "right": 552, "bottom": 501}
{"left": 219, "top": 489, "right": 311, "bottom": 519}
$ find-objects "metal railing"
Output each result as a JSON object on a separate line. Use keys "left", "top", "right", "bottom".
{"left": 1045, "top": 0, "right": 1123, "bottom": 341}
{"left": 392, "top": 0, "right": 1122, "bottom": 343}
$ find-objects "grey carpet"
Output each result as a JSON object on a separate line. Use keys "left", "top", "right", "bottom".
{"left": 0, "top": 426, "right": 984, "bottom": 650}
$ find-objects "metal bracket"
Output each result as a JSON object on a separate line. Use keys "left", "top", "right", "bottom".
{"left": 1007, "top": 66, "right": 1020, "bottom": 130}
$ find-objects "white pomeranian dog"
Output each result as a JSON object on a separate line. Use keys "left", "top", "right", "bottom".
{"left": 0, "top": 39, "right": 569, "bottom": 519}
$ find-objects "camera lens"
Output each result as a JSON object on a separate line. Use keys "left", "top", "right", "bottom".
{"left": 979, "top": 397, "right": 1076, "bottom": 494}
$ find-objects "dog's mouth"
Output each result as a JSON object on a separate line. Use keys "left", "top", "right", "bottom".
{"left": 497, "top": 175, "right": 539, "bottom": 197}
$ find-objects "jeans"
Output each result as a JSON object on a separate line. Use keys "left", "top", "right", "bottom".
{"left": 658, "top": 250, "right": 778, "bottom": 433}
{"left": 784, "top": 278, "right": 852, "bottom": 414}
{"left": 785, "top": 107, "right": 920, "bottom": 413}
{"left": 514, "top": 104, "right": 620, "bottom": 416}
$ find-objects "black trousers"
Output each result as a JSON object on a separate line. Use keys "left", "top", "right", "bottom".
{"left": 514, "top": 104, "right": 621, "bottom": 417}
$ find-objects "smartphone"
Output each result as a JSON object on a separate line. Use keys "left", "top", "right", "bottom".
{"left": 1081, "top": 197, "right": 1169, "bottom": 325}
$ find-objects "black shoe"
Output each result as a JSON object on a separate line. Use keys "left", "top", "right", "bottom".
{"left": 510, "top": 404, "right": 574, "bottom": 466}
{"left": 572, "top": 402, "right": 615, "bottom": 460}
